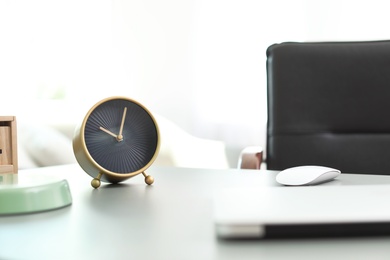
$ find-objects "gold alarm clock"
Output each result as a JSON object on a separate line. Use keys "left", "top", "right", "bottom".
{"left": 73, "top": 97, "right": 160, "bottom": 188}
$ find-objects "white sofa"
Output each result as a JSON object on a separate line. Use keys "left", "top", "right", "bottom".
{"left": 17, "top": 113, "right": 230, "bottom": 170}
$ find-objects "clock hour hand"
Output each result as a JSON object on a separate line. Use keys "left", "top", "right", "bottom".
{"left": 99, "top": 127, "right": 118, "bottom": 139}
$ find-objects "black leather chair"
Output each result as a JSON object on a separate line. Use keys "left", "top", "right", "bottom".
{"left": 240, "top": 40, "right": 390, "bottom": 174}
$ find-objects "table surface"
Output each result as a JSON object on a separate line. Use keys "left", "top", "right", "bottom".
{"left": 2, "top": 164, "right": 390, "bottom": 260}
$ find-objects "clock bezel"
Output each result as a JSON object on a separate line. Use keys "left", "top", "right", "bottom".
{"left": 73, "top": 96, "right": 160, "bottom": 184}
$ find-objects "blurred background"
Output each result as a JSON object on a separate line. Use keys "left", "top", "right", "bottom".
{"left": 1, "top": 0, "right": 390, "bottom": 168}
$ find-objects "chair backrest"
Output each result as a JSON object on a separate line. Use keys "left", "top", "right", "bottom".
{"left": 266, "top": 40, "right": 390, "bottom": 174}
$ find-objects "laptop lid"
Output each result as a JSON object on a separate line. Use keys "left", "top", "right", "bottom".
{"left": 214, "top": 185, "right": 390, "bottom": 239}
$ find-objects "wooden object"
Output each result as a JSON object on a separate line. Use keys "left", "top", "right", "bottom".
{"left": 0, "top": 116, "right": 17, "bottom": 173}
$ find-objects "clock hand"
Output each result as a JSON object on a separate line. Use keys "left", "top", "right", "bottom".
{"left": 117, "top": 107, "right": 127, "bottom": 141}
{"left": 99, "top": 127, "right": 118, "bottom": 138}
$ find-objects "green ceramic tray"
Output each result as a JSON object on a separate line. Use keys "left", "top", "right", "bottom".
{"left": 0, "top": 173, "right": 72, "bottom": 215}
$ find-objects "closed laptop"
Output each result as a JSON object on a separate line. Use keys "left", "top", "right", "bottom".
{"left": 214, "top": 185, "right": 390, "bottom": 239}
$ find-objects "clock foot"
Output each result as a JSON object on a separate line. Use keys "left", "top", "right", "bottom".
{"left": 91, "top": 178, "right": 101, "bottom": 189}
{"left": 142, "top": 172, "right": 154, "bottom": 185}
{"left": 91, "top": 172, "right": 103, "bottom": 189}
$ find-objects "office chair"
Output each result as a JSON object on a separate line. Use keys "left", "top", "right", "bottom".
{"left": 239, "top": 40, "right": 390, "bottom": 174}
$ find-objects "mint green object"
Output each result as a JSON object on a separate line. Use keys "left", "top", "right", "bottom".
{"left": 0, "top": 173, "right": 72, "bottom": 215}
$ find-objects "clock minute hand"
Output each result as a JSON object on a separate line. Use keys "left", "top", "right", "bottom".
{"left": 99, "top": 127, "right": 118, "bottom": 138}
{"left": 117, "top": 107, "right": 127, "bottom": 141}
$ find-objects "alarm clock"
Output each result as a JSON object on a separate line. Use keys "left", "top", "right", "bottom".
{"left": 73, "top": 97, "right": 160, "bottom": 188}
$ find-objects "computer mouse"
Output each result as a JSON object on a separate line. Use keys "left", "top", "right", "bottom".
{"left": 276, "top": 165, "right": 341, "bottom": 186}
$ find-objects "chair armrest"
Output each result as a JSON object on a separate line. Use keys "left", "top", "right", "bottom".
{"left": 237, "top": 146, "right": 263, "bottom": 169}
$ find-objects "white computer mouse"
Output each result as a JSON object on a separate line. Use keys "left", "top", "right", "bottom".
{"left": 276, "top": 165, "right": 341, "bottom": 186}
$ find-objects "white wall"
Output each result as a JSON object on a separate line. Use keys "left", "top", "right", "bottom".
{"left": 2, "top": 0, "right": 390, "bottom": 166}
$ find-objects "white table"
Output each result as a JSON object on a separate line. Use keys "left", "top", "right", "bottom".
{"left": 1, "top": 164, "right": 390, "bottom": 260}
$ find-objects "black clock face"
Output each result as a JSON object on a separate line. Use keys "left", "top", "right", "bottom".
{"left": 84, "top": 98, "right": 159, "bottom": 174}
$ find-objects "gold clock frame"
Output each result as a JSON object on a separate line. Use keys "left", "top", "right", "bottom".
{"left": 73, "top": 97, "right": 160, "bottom": 188}
{"left": 0, "top": 116, "right": 18, "bottom": 174}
